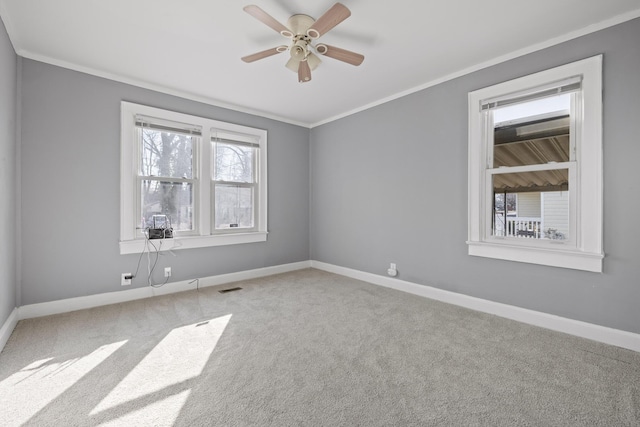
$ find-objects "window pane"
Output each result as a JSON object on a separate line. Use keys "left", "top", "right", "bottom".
{"left": 492, "top": 169, "right": 568, "bottom": 240}
{"left": 214, "top": 185, "right": 254, "bottom": 229}
{"left": 493, "top": 94, "right": 570, "bottom": 167}
{"left": 141, "top": 180, "right": 194, "bottom": 232}
{"left": 140, "top": 128, "right": 194, "bottom": 179}
{"left": 214, "top": 142, "right": 254, "bottom": 182}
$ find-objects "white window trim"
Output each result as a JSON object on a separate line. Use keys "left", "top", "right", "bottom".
{"left": 120, "top": 102, "right": 267, "bottom": 255}
{"left": 210, "top": 132, "right": 261, "bottom": 234}
{"left": 467, "top": 56, "right": 603, "bottom": 272}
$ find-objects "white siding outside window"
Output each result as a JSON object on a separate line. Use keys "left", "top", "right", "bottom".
{"left": 542, "top": 191, "right": 569, "bottom": 238}
{"left": 517, "top": 193, "right": 540, "bottom": 218}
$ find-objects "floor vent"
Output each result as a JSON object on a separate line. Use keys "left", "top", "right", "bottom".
{"left": 219, "top": 287, "right": 242, "bottom": 294}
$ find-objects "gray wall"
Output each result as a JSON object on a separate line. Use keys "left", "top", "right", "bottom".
{"left": 13, "top": 16, "right": 640, "bottom": 336}
{"left": 310, "top": 18, "right": 640, "bottom": 334}
{"left": 19, "top": 60, "right": 310, "bottom": 305}
{"left": 0, "top": 17, "right": 17, "bottom": 327}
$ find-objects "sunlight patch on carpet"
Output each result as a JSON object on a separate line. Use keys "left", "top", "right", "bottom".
{"left": 90, "top": 315, "right": 231, "bottom": 418}
{"left": 97, "top": 390, "right": 191, "bottom": 427}
{"left": 0, "top": 341, "right": 128, "bottom": 426}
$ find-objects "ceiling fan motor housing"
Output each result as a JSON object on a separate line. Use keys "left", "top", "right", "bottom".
{"left": 286, "top": 14, "right": 315, "bottom": 35}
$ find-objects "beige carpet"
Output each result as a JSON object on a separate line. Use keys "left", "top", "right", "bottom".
{"left": 1, "top": 268, "right": 639, "bottom": 426}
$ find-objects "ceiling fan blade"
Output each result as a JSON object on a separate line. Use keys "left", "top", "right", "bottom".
{"left": 241, "top": 46, "right": 288, "bottom": 63}
{"left": 298, "top": 60, "right": 311, "bottom": 83}
{"left": 243, "top": 5, "right": 293, "bottom": 37}
{"left": 307, "top": 3, "right": 351, "bottom": 39}
{"left": 316, "top": 44, "right": 364, "bottom": 66}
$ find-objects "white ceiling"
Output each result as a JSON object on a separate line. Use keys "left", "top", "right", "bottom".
{"left": 1, "top": 0, "right": 640, "bottom": 127}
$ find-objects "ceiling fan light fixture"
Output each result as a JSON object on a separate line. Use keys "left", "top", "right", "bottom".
{"left": 290, "top": 40, "right": 308, "bottom": 60}
{"left": 306, "top": 53, "right": 321, "bottom": 70}
{"left": 285, "top": 53, "right": 320, "bottom": 73}
{"left": 285, "top": 57, "right": 299, "bottom": 72}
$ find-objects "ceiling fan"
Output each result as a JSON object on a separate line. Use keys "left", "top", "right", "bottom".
{"left": 241, "top": 2, "right": 365, "bottom": 83}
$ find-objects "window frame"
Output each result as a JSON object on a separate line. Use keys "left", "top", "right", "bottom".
{"left": 120, "top": 102, "right": 267, "bottom": 255}
{"left": 467, "top": 56, "right": 603, "bottom": 272}
{"left": 136, "top": 119, "right": 200, "bottom": 238}
{"left": 211, "top": 133, "right": 261, "bottom": 234}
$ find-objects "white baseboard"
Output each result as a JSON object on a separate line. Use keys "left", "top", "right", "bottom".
{"left": 0, "top": 308, "right": 19, "bottom": 354}
{"left": 19, "top": 261, "right": 311, "bottom": 320}
{"left": 14, "top": 259, "right": 640, "bottom": 353}
{"left": 311, "top": 260, "right": 640, "bottom": 353}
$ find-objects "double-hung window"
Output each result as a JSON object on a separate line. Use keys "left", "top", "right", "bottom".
{"left": 212, "top": 132, "right": 259, "bottom": 232}
{"left": 467, "top": 56, "right": 603, "bottom": 272}
{"left": 137, "top": 117, "right": 199, "bottom": 236}
{"left": 120, "top": 102, "right": 267, "bottom": 254}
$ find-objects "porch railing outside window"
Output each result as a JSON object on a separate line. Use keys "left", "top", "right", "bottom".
{"left": 494, "top": 214, "right": 542, "bottom": 239}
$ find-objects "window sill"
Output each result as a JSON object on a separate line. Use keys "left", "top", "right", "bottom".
{"left": 467, "top": 241, "right": 603, "bottom": 272}
{"left": 120, "top": 231, "right": 268, "bottom": 255}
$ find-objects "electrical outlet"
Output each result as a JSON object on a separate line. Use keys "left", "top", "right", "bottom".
{"left": 121, "top": 273, "right": 132, "bottom": 286}
{"left": 387, "top": 263, "right": 398, "bottom": 277}
{"left": 164, "top": 267, "right": 172, "bottom": 278}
